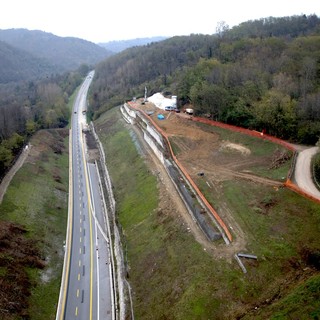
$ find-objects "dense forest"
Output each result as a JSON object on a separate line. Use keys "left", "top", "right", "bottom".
{"left": 0, "top": 40, "right": 56, "bottom": 83}
{"left": 2, "top": 14, "right": 320, "bottom": 181}
{"left": 91, "top": 14, "right": 320, "bottom": 144}
{"left": 0, "top": 29, "right": 112, "bottom": 74}
{"left": 0, "top": 65, "right": 90, "bottom": 179}
{"left": 0, "top": 28, "right": 114, "bottom": 181}
{"left": 98, "top": 36, "right": 168, "bottom": 53}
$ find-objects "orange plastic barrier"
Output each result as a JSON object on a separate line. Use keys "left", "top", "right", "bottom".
{"left": 128, "top": 102, "right": 233, "bottom": 242}
{"left": 190, "top": 116, "right": 296, "bottom": 151}
{"left": 284, "top": 179, "right": 320, "bottom": 204}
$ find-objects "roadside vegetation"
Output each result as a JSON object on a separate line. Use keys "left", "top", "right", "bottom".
{"left": 96, "top": 106, "right": 320, "bottom": 319}
{"left": 0, "top": 65, "right": 89, "bottom": 181}
{"left": 0, "top": 129, "right": 69, "bottom": 320}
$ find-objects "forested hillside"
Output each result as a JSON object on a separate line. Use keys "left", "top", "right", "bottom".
{"left": 0, "top": 29, "right": 112, "bottom": 73}
{"left": 98, "top": 36, "right": 168, "bottom": 53}
{"left": 90, "top": 14, "right": 320, "bottom": 144}
{"left": 0, "top": 29, "right": 113, "bottom": 180}
{"left": 0, "top": 40, "right": 56, "bottom": 83}
{"left": 0, "top": 65, "right": 90, "bottom": 180}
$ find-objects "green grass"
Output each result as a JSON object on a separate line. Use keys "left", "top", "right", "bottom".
{"left": 194, "top": 121, "right": 293, "bottom": 181}
{"left": 95, "top": 107, "right": 320, "bottom": 320}
{"left": 66, "top": 87, "right": 80, "bottom": 128}
{"left": 0, "top": 129, "right": 69, "bottom": 320}
{"left": 252, "top": 274, "right": 320, "bottom": 320}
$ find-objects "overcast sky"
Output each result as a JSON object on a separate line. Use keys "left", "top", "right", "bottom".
{"left": 0, "top": 0, "right": 319, "bottom": 43}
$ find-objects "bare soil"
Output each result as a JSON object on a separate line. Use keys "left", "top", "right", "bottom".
{"left": 0, "top": 221, "right": 45, "bottom": 319}
{"left": 135, "top": 101, "right": 287, "bottom": 259}
{"left": 0, "top": 128, "right": 68, "bottom": 320}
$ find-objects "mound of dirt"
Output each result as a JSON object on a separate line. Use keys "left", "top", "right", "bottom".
{"left": 220, "top": 141, "right": 251, "bottom": 155}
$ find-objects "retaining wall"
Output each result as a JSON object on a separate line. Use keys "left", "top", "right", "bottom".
{"left": 123, "top": 103, "right": 137, "bottom": 119}
{"left": 125, "top": 102, "right": 233, "bottom": 243}
{"left": 120, "top": 105, "right": 134, "bottom": 124}
{"left": 144, "top": 132, "right": 165, "bottom": 164}
{"left": 146, "top": 124, "right": 164, "bottom": 149}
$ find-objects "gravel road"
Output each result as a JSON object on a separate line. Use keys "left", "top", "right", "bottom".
{"left": 0, "top": 144, "right": 31, "bottom": 204}
{"left": 295, "top": 146, "right": 320, "bottom": 199}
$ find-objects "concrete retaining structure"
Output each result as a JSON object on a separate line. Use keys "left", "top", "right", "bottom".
{"left": 121, "top": 102, "right": 231, "bottom": 244}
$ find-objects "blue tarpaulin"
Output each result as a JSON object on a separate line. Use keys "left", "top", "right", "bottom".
{"left": 157, "top": 114, "right": 165, "bottom": 120}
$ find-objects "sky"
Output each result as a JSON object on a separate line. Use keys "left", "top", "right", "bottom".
{"left": 0, "top": 0, "right": 319, "bottom": 43}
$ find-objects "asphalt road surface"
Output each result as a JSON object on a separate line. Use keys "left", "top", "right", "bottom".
{"left": 295, "top": 146, "right": 320, "bottom": 199}
{"left": 56, "top": 72, "right": 114, "bottom": 320}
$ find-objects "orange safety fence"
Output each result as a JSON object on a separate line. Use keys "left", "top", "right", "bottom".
{"left": 188, "top": 116, "right": 320, "bottom": 204}
{"left": 189, "top": 116, "right": 297, "bottom": 152}
{"left": 127, "top": 102, "right": 233, "bottom": 242}
{"left": 284, "top": 179, "right": 320, "bottom": 204}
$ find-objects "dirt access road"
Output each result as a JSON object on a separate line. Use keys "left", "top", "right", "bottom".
{"left": 132, "top": 101, "right": 296, "bottom": 257}
{"left": 295, "top": 146, "right": 320, "bottom": 199}
{"left": 0, "top": 144, "right": 31, "bottom": 204}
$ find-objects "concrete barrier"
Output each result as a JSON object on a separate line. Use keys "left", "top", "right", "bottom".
{"left": 127, "top": 102, "right": 233, "bottom": 243}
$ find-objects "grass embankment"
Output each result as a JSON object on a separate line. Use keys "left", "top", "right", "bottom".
{"left": 0, "top": 129, "right": 69, "bottom": 320}
{"left": 96, "top": 107, "right": 320, "bottom": 319}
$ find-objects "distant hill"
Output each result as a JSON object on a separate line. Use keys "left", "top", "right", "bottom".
{"left": 98, "top": 36, "right": 168, "bottom": 53}
{"left": 0, "top": 40, "right": 56, "bottom": 83}
{"left": 0, "top": 28, "right": 113, "bottom": 72}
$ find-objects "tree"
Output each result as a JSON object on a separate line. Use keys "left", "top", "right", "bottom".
{"left": 190, "top": 82, "right": 230, "bottom": 119}
{"left": 299, "top": 56, "right": 317, "bottom": 102}
{"left": 26, "top": 119, "right": 37, "bottom": 135}
{"left": 216, "top": 21, "right": 230, "bottom": 39}
{"left": 0, "top": 144, "right": 13, "bottom": 177}
{"left": 252, "top": 89, "right": 297, "bottom": 138}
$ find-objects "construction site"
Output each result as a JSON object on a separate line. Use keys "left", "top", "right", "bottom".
{"left": 120, "top": 95, "right": 301, "bottom": 258}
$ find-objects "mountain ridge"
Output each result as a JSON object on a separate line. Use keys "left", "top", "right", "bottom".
{"left": 98, "top": 36, "right": 168, "bottom": 53}
{"left": 0, "top": 28, "right": 113, "bottom": 79}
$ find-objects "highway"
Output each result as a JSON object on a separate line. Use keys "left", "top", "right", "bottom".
{"left": 56, "top": 71, "right": 115, "bottom": 320}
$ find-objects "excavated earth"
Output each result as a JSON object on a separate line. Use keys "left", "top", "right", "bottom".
{"left": 134, "top": 101, "right": 288, "bottom": 258}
